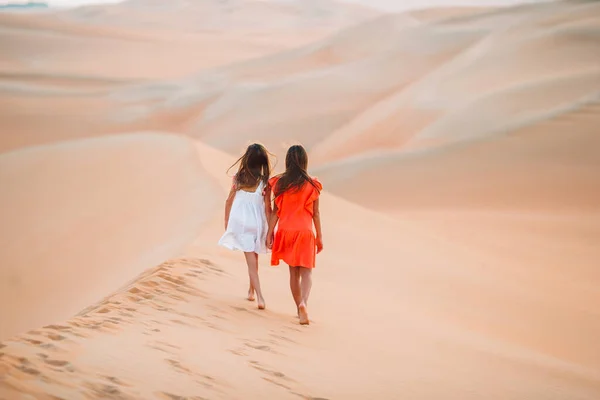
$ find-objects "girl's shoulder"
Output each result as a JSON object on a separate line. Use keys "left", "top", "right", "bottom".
{"left": 307, "top": 177, "right": 322, "bottom": 204}
{"left": 268, "top": 174, "right": 283, "bottom": 187}
{"left": 310, "top": 176, "right": 322, "bottom": 191}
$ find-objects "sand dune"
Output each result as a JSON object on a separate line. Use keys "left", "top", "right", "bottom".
{"left": 1, "top": 195, "right": 599, "bottom": 398}
{"left": 186, "top": 20, "right": 482, "bottom": 156}
{"left": 60, "top": 0, "right": 378, "bottom": 32}
{"left": 342, "top": 0, "right": 551, "bottom": 12}
{"left": 1, "top": 0, "right": 600, "bottom": 398}
{"left": 0, "top": 0, "right": 379, "bottom": 152}
{"left": 0, "top": 10, "right": 296, "bottom": 80}
{"left": 312, "top": 0, "right": 600, "bottom": 161}
{"left": 0, "top": 132, "right": 219, "bottom": 340}
{"left": 314, "top": 97, "right": 600, "bottom": 211}
{"left": 5, "top": 1, "right": 594, "bottom": 156}
{"left": 0, "top": 0, "right": 376, "bottom": 79}
{"left": 101, "top": 0, "right": 600, "bottom": 160}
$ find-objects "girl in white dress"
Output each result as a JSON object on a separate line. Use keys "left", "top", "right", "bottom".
{"left": 218, "top": 143, "right": 272, "bottom": 310}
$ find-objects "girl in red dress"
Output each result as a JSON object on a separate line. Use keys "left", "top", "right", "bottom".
{"left": 266, "top": 145, "right": 323, "bottom": 325}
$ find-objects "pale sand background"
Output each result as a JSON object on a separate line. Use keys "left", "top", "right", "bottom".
{"left": 0, "top": 0, "right": 599, "bottom": 399}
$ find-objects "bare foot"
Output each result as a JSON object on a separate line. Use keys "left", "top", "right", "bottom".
{"left": 257, "top": 296, "right": 266, "bottom": 310}
{"left": 247, "top": 287, "right": 255, "bottom": 302}
{"left": 298, "top": 304, "right": 309, "bottom": 325}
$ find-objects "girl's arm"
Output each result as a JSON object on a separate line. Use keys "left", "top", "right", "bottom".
{"left": 266, "top": 202, "right": 279, "bottom": 249}
{"left": 263, "top": 184, "right": 272, "bottom": 222}
{"left": 313, "top": 198, "right": 323, "bottom": 253}
{"left": 224, "top": 185, "right": 236, "bottom": 230}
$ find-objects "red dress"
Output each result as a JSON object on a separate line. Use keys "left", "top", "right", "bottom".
{"left": 269, "top": 176, "right": 322, "bottom": 269}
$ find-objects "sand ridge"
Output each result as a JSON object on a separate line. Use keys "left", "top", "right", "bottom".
{"left": 0, "top": 132, "right": 220, "bottom": 340}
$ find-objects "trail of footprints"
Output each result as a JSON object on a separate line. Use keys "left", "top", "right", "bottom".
{"left": 0, "top": 258, "right": 224, "bottom": 399}
{"left": 146, "top": 338, "right": 225, "bottom": 398}
{"left": 225, "top": 318, "right": 331, "bottom": 399}
{"left": 0, "top": 258, "right": 329, "bottom": 399}
{"left": 0, "top": 320, "right": 141, "bottom": 399}
{"left": 0, "top": 349, "right": 138, "bottom": 399}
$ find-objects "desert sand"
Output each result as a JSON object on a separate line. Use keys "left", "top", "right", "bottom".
{"left": 1, "top": 0, "right": 599, "bottom": 399}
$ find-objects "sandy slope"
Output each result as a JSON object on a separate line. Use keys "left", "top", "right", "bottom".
{"left": 1, "top": 184, "right": 599, "bottom": 399}
{"left": 314, "top": 95, "right": 600, "bottom": 211}
{"left": 0, "top": 133, "right": 220, "bottom": 340}
{"left": 1, "top": 0, "right": 600, "bottom": 399}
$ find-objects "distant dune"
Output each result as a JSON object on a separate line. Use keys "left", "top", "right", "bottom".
{"left": 0, "top": 2, "right": 48, "bottom": 10}
{"left": 0, "top": 0, "right": 599, "bottom": 399}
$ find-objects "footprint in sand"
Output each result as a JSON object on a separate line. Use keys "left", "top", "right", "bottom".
{"left": 244, "top": 341, "right": 280, "bottom": 355}
{"left": 246, "top": 343, "right": 271, "bottom": 352}
{"left": 147, "top": 340, "right": 180, "bottom": 354}
{"left": 228, "top": 347, "right": 248, "bottom": 357}
{"left": 46, "top": 333, "right": 67, "bottom": 341}
{"left": 292, "top": 396, "right": 330, "bottom": 400}
{"left": 84, "top": 381, "right": 136, "bottom": 400}
{"left": 156, "top": 392, "right": 208, "bottom": 400}
{"left": 248, "top": 360, "right": 289, "bottom": 380}
{"left": 9, "top": 356, "right": 42, "bottom": 377}
{"left": 247, "top": 361, "right": 299, "bottom": 393}
{"left": 163, "top": 358, "right": 221, "bottom": 391}
{"left": 269, "top": 331, "right": 298, "bottom": 344}
{"left": 23, "top": 338, "right": 43, "bottom": 345}
{"left": 44, "top": 359, "right": 70, "bottom": 367}
{"left": 166, "top": 358, "right": 193, "bottom": 374}
{"left": 102, "top": 375, "right": 132, "bottom": 388}
{"left": 263, "top": 377, "right": 292, "bottom": 390}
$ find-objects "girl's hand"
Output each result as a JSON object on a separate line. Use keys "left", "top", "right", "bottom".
{"left": 266, "top": 231, "right": 274, "bottom": 249}
{"left": 316, "top": 236, "right": 323, "bottom": 254}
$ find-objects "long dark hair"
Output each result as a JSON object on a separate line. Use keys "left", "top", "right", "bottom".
{"left": 227, "top": 143, "right": 271, "bottom": 189}
{"left": 274, "top": 145, "right": 320, "bottom": 197}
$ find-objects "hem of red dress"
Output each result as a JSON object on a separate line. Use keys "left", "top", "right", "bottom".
{"left": 270, "top": 256, "right": 315, "bottom": 269}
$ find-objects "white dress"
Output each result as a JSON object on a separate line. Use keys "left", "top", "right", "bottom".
{"left": 218, "top": 180, "right": 269, "bottom": 254}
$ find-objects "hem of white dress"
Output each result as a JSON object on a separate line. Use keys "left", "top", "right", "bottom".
{"left": 218, "top": 241, "right": 269, "bottom": 254}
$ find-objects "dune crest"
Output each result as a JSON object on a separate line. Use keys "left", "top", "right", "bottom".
{"left": 0, "top": 132, "right": 219, "bottom": 340}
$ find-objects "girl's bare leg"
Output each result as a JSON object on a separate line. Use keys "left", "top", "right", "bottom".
{"left": 299, "top": 267, "right": 313, "bottom": 306}
{"left": 298, "top": 267, "right": 312, "bottom": 325}
{"left": 247, "top": 253, "right": 259, "bottom": 301}
{"left": 289, "top": 266, "right": 302, "bottom": 314}
{"left": 245, "top": 252, "right": 265, "bottom": 309}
